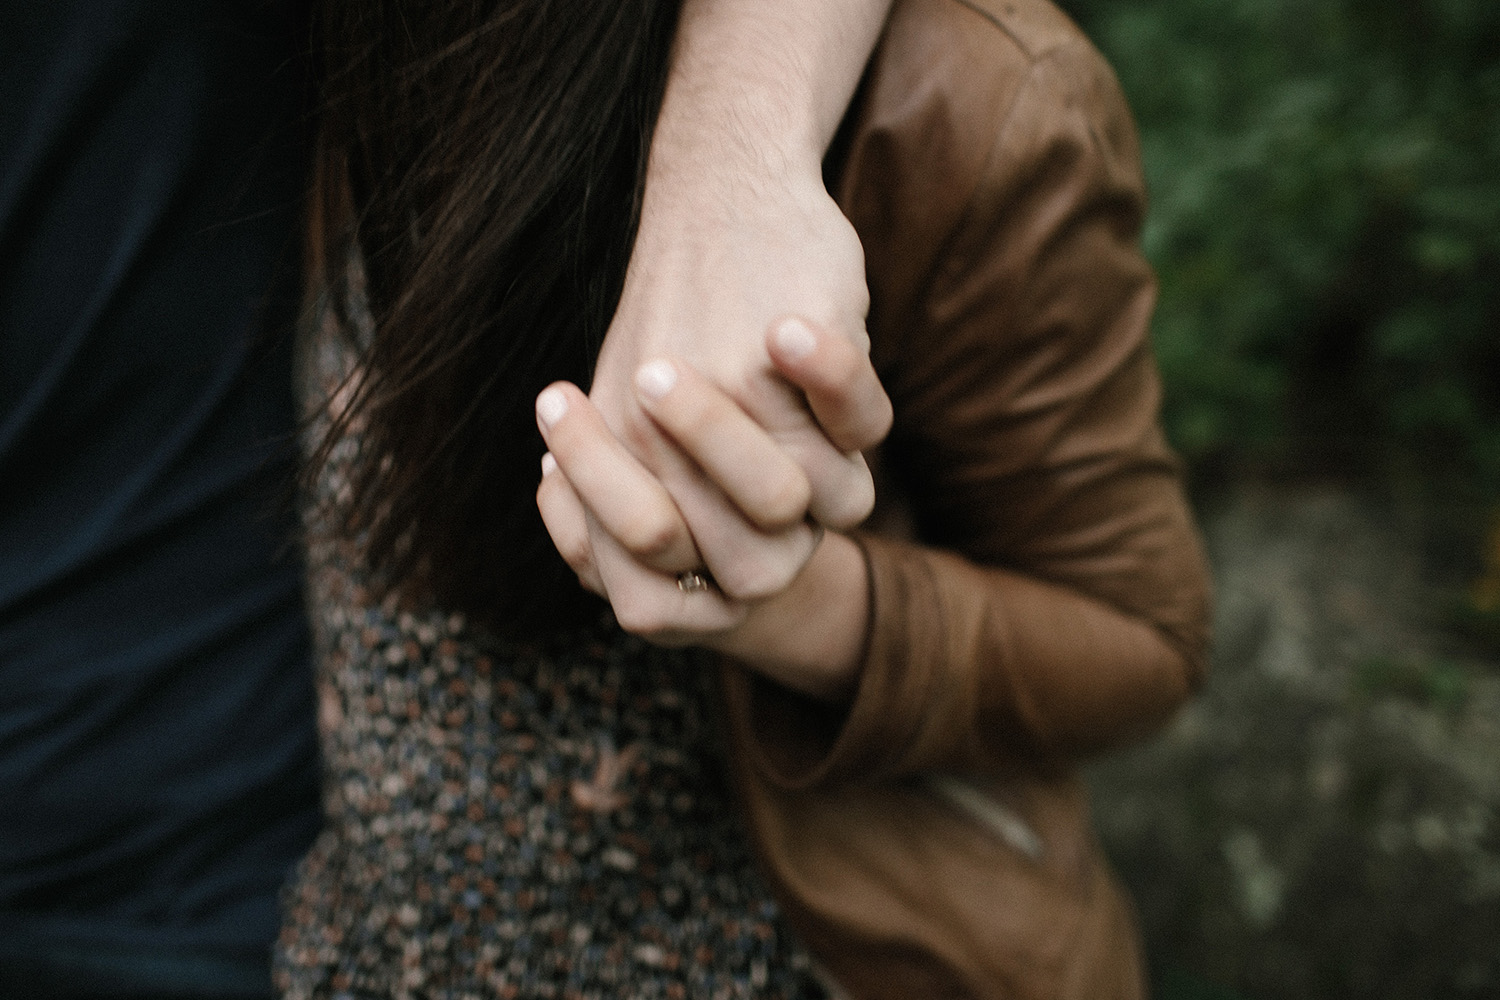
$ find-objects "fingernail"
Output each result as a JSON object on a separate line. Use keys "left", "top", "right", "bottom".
{"left": 540, "top": 452, "right": 557, "bottom": 476}
{"left": 536, "top": 387, "right": 568, "bottom": 429}
{"left": 772, "top": 317, "right": 818, "bottom": 360}
{"left": 634, "top": 359, "right": 678, "bottom": 401}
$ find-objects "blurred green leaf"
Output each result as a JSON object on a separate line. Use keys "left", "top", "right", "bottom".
{"left": 1061, "top": 0, "right": 1500, "bottom": 484}
{"left": 1353, "top": 654, "right": 1471, "bottom": 711}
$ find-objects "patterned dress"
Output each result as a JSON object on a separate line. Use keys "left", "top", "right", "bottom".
{"left": 273, "top": 321, "right": 827, "bottom": 1000}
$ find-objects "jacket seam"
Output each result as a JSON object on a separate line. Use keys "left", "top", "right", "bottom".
{"left": 951, "top": 0, "right": 1031, "bottom": 55}
{"left": 914, "top": 42, "right": 1090, "bottom": 338}
{"left": 950, "top": 0, "right": 1074, "bottom": 62}
{"left": 867, "top": 5, "right": 1084, "bottom": 365}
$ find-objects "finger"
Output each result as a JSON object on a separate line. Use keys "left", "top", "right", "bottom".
{"left": 761, "top": 316, "right": 885, "bottom": 528}
{"left": 585, "top": 514, "right": 748, "bottom": 641}
{"left": 535, "top": 382, "right": 700, "bottom": 573}
{"left": 597, "top": 385, "right": 822, "bottom": 601}
{"left": 633, "top": 358, "right": 812, "bottom": 532}
{"left": 536, "top": 452, "right": 606, "bottom": 596}
{"left": 645, "top": 440, "right": 822, "bottom": 601}
{"left": 776, "top": 435, "right": 876, "bottom": 530}
{"left": 540, "top": 443, "right": 751, "bottom": 637}
{"left": 767, "top": 316, "right": 893, "bottom": 453}
{"left": 730, "top": 367, "right": 875, "bottom": 529}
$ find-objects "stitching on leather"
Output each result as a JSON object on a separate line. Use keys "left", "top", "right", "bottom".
{"left": 951, "top": 0, "right": 1029, "bottom": 56}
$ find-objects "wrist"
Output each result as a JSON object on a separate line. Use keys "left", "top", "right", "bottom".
{"left": 712, "top": 531, "right": 870, "bottom": 704}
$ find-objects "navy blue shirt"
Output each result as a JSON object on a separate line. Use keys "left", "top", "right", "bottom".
{"left": 0, "top": 1, "right": 320, "bottom": 994}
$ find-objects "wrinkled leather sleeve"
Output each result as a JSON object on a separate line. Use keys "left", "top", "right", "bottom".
{"left": 733, "top": 0, "right": 1212, "bottom": 789}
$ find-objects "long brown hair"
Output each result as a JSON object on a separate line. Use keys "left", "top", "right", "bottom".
{"left": 311, "top": 0, "right": 682, "bottom": 635}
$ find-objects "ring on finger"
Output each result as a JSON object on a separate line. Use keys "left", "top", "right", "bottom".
{"left": 675, "top": 569, "right": 715, "bottom": 594}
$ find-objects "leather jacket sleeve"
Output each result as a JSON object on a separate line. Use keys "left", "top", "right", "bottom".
{"left": 729, "top": 0, "right": 1213, "bottom": 788}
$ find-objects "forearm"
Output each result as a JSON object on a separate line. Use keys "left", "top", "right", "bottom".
{"left": 731, "top": 533, "right": 1204, "bottom": 790}
{"left": 652, "top": 0, "right": 893, "bottom": 178}
{"left": 565, "top": 1, "right": 895, "bottom": 686}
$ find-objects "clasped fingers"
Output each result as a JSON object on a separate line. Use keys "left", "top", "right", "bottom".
{"left": 535, "top": 382, "right": 699, "bottom": 573}
{"left": 538, "top": 377, "right": 816, "bottom": 602}
{"left": 535, "top": 449, "right": 748, "bottom": 642}
{"left": 632, "top": 359, "right": 812, "bottom": 533}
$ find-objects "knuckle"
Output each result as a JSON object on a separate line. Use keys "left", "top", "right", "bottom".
{"left": 618, "top": 509, "right": 682, "bottom": 561}
{"left": 751, "top": 472, "right": 813, "bottom": 531}
{"left": 815, "top": 467, "right": 876, "bottom": 530}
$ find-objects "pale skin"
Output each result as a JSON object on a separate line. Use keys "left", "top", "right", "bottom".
{"left": 538, "top": 318, "right": 883, "bottom": 704}
{"left": 545, "top": 0, "right": 898, "bottom": 700}
{"left": 578, "top": 0, "right": 895, "bottom": 619}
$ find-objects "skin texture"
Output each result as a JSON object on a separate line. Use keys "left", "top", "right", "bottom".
{"left": 538, "top": 319, "right": 885, "bottom": 702}
{"left": 574, "top": 0, "right": 896, "bottom": 623}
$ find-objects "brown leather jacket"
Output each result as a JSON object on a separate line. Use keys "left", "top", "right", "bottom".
{"left": 721, "top": 0, "right": 1212, "bottom": 995}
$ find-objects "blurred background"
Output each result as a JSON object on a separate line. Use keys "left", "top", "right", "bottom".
{"left": 1055, "top": 1, "right": 1500, "bottom": 997}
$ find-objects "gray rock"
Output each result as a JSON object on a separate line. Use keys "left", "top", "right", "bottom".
{"left": 1090, "top": 482, "right": 1500, "bottom": 1000}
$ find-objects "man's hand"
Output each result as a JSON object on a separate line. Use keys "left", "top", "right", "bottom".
{"left": 586, "top": 0, "right": 895, "bottom": 601}
{"left": 589, "top": 175, "right": 881, "bottom": 597}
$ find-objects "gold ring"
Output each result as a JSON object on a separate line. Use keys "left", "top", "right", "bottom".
{"left": 675, "top": 570, "right": 714, "bottom": 593}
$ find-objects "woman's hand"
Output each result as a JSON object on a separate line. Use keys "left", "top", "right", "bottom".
{"left": 538, "top": 318, "right": 888, "bottom": 702}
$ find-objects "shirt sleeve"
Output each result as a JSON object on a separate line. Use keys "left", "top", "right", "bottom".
{"left": 729, "top": 33, "right": 1213, "bottom": 789}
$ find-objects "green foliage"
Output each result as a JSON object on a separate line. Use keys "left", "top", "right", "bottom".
{"left": 1064, "top": 0, "right": 1500, "bottom": 481}
{"left": 1353, "top": 654, "right": 1471, "bottom": 711}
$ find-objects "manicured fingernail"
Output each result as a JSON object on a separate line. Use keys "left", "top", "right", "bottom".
{"left": 634, "top": 359, "right": 678, "bottom": 401}
{"left": 536, "top": 387, "right": 568, "bottom": 429}
{"left": 772, "top": 317, "right": 818, "bottom": 360}
{"left": 540, "top": 452, "right": 558, "bottom": 476}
